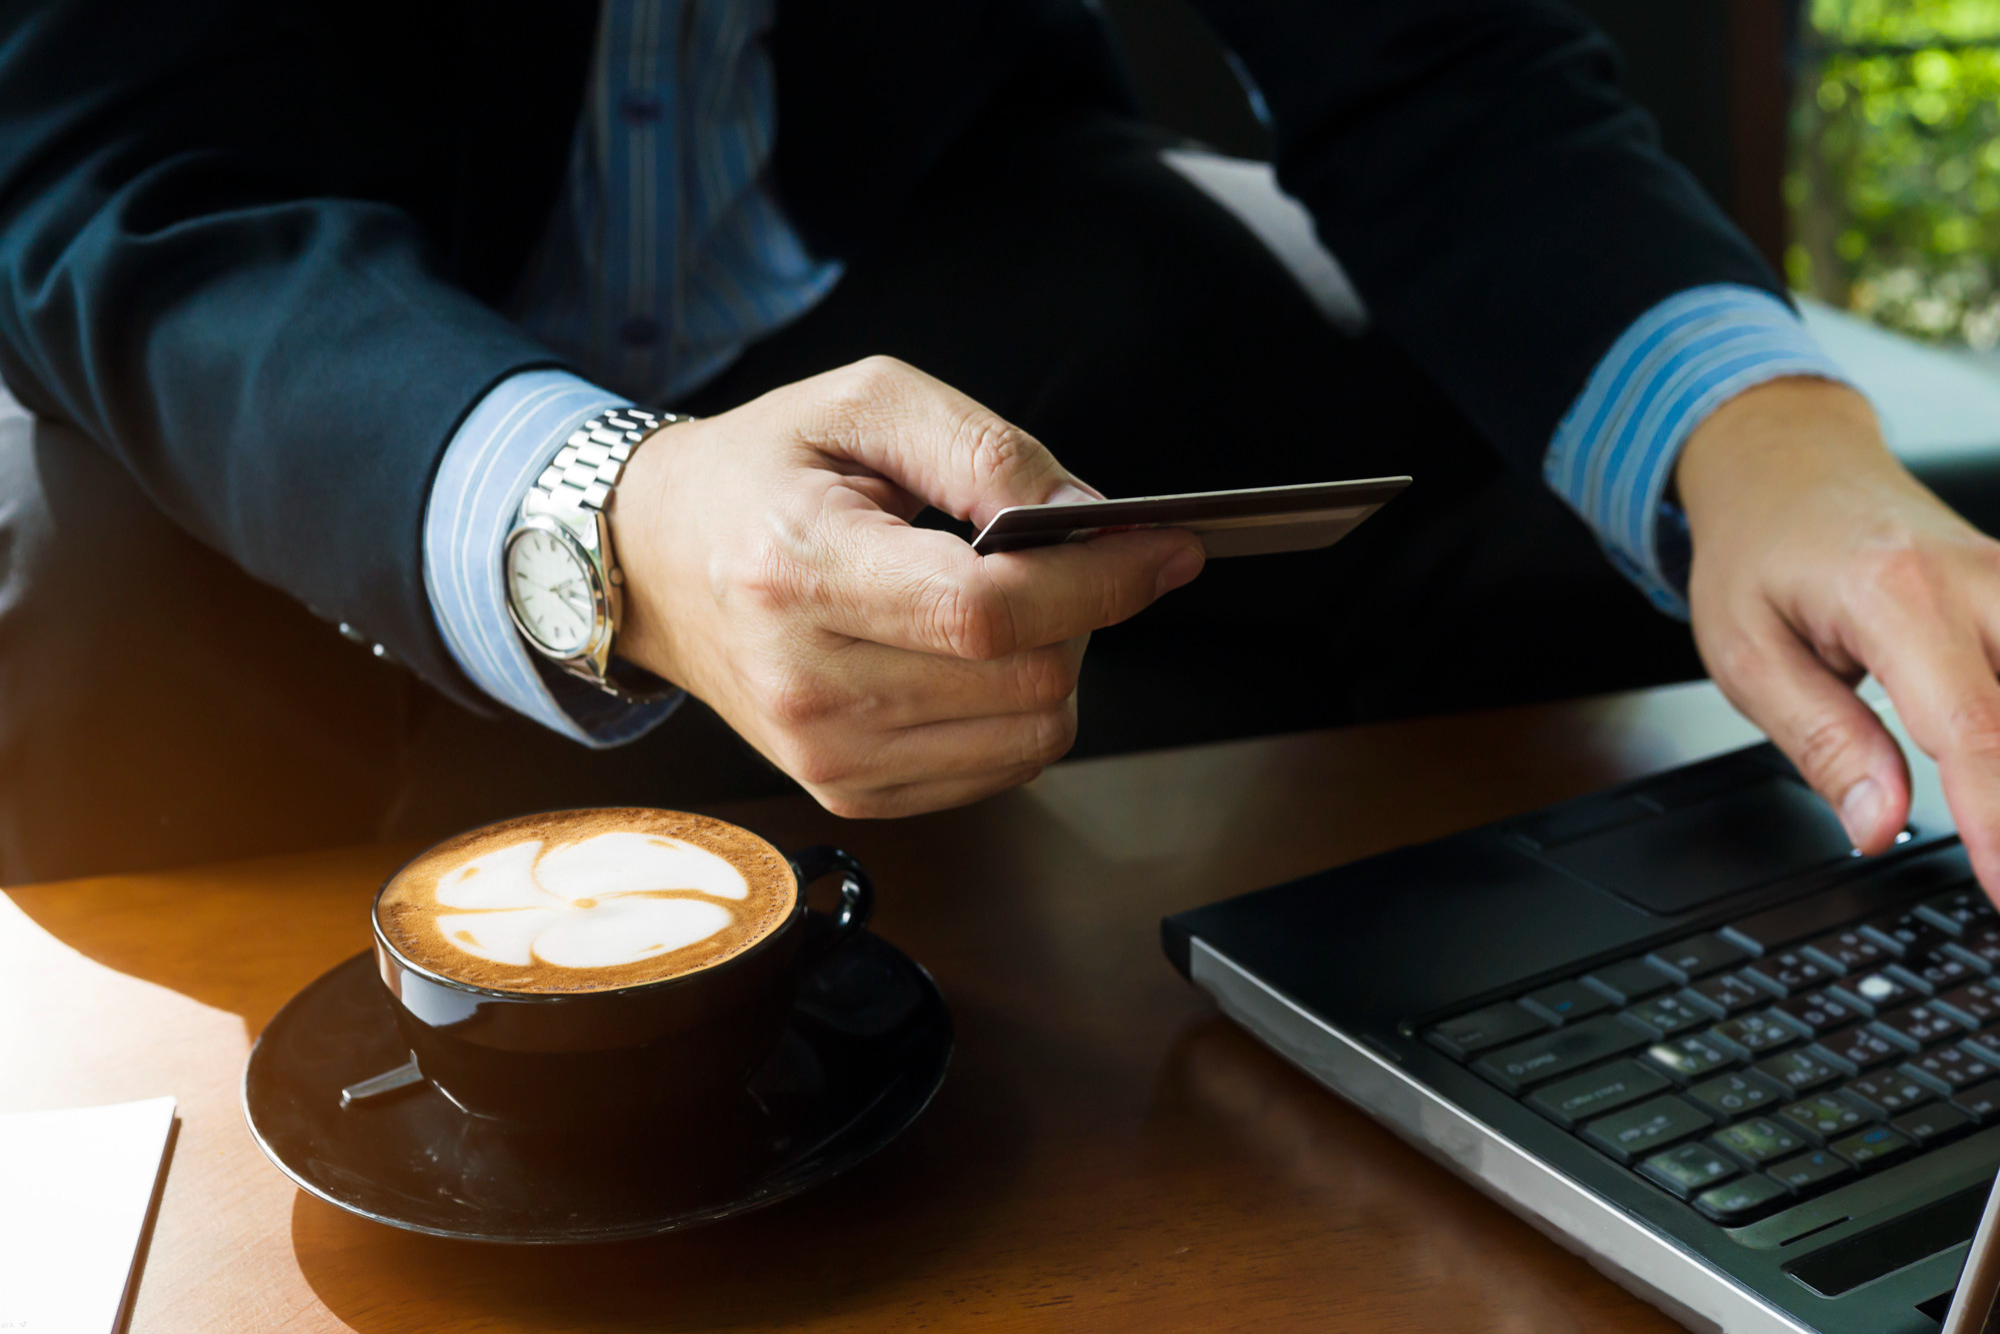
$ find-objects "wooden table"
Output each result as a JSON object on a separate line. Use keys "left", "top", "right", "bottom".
{"left": 2, "top": 681, "right": 1775, "bottom": 1332}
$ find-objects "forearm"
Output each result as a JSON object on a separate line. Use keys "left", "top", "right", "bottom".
{"left": 1192, "top": 0, "right": 1779, "bottom": 468}
{"left": 0, "top": 0, "right": 562, "bottom": 700}
{"left": 425, "top": 370, "right": 684, "bottom": 743}
{"left": 1544, "top": 286, "right": 1853, "bottom": 615}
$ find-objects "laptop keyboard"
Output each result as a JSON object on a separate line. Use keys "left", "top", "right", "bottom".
{"left": 1425, "top": 874, "right": 2000, "bottom": 1225}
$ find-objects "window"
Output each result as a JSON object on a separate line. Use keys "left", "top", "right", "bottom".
{"left": 1790, "top": 0, "right": 2000, "bottom": 346}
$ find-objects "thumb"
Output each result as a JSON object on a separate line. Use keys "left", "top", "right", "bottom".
{"left": 1706, "top": 616, "right": 1910, "bottom": 852}
{"left": 798, "top": 356, "right": 1101, "bottom": 526}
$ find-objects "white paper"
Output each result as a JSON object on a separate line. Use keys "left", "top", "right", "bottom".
{"left": 0, "top": 1096, "right": 176, "bottom": 1334}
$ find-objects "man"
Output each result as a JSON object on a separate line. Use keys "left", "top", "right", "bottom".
{"left": 0, "top": 0, "right": 1994, "bottom": 891}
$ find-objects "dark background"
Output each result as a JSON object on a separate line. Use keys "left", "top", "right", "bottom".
{"left": 1101, "top": 0, "right": 1794, "bottom": 273}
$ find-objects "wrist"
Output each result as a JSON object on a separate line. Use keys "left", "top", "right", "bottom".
{"left": 1675, "top": 378, "right": 1901, "bottom": 539}
{"left": 502, "top": 406, "right": 687, "bottom": 703}
{"left": 604, "top": 416, "right": 693, "bottom": 689}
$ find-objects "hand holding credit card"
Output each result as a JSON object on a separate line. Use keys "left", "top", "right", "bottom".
{"left": 970, "top": 477, "right": 1411, "bottom": 558}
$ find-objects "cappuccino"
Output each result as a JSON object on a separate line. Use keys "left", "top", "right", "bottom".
{"left": 375, "top": 809, "right": 797, "bottom": 994}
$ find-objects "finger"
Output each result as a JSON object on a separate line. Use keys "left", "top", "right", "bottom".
{"left": 816, "top": 764, "right": 1049, "bottom": 821}
{"left": 1856, "top": 607, "right": 2000, "bottom": 891}
{"left": 1703, "top": 603, "right": 1910, "bottom": 852}
{"left": 794, "top": 356, "right": 1103, "bottom": 526}
{"left": 811, "top": 636, "right": 1086, "bottom": 729}
{"left": 813, "top": 508, "right": 1203, "bottom": 658}
{"left": 878, "top": 701, "right": 1081, "bottom": 781}
{"left": 786, "top": 702, "right": 1079, "bottom": 798}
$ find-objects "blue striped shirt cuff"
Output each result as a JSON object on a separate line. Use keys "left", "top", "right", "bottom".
{"left": 1544, "top": 284, "right": 1853, "bottom": 619}
{"left": 423, "top": 369, "right": 683, "bottom": 747}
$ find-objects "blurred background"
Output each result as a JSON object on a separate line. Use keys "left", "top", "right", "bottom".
{"left": 1790, "top": 0, "right": 2000, "bottom": 352}
{"left": 1107, "top": 0, "right": 2000, "bottom": 359}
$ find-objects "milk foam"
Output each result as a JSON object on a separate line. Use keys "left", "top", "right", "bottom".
{"left": 432, "top": 832, "right": 751, "bottom": 970}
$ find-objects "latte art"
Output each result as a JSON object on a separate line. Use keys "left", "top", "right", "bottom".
{"left": 376, "top": 809, "right": 797, "bottom": 993}
{"left": 436, "top": 833, "right": 746, "bottom": 970}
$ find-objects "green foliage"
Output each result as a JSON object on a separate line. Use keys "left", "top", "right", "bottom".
{"left": 1791, "top": 0, "right": 2000, "bottom": 344}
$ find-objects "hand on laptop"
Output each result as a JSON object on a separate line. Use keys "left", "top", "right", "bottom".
{"left": 1678, "top": 376, "right": 2000, "bottom": 894}
{"left": 607, "top": 356, "right": 1206, "bottom": 817}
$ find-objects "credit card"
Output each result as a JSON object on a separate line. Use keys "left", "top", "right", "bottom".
{"left": 1941, "top": 1166, "right": 2000, "bottom": 1333}
{"left": 970, "top": 476, "right": 1410, "bottom": 558}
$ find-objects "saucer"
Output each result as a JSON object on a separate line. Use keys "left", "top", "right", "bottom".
{"left": 243, "top": 927, "right": 952, "bottom": 1243}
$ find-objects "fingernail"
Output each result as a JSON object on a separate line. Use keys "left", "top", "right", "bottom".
{"left": 1050, "top": 480, "right": 1105, "bottom": 505}
{"left": 1840, "top": 777, "right": 1885, "bottom": 848}
{"left": 1156, "top": 544, "right": 1205, "bottom": 597}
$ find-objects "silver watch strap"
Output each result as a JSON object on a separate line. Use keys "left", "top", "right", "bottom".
{"left": 518, "top": 404, "right": 691, "bottom": 703}
{"left": 529, "top": 405, "right": 689, "bottom": 514}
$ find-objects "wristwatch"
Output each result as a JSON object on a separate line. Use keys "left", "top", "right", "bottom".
{"left": 503, "top": 406, "right": 689, "bottom": 703}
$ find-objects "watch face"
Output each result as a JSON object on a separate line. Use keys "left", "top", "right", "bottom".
{"left": 507, "top": 528, "right": 597, "bottom": 656}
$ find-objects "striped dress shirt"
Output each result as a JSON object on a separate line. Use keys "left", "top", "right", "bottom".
{"left": 424, "top": 6, "right": 1854, "bottom": 746}
{"left": 424, "top": 0, "right": 838, "bottom": 743}
{"left": 1544, "top": 284, "right": 1848, "bottom": 618}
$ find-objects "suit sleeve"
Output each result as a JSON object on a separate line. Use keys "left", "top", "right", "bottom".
{"left": 0, "top": 0, "right": 565, "bottom": 706}
{"left": 1187, "top": 0, "right": 1783, "bottom": 470}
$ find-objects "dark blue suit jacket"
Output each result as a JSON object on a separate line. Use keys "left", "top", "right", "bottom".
{"left": 0, "top": 0, "right": 1775, "bottom": 707}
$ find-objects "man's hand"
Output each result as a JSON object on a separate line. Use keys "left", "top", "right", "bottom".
{"left": 608, "top": 357, "right": 1205, "bottom": 818}
{"left": 1679, "top": 377, "right": 2000, "bottom": 888}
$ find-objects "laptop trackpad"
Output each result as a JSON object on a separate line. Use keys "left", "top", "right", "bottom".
{"left": 1542, "top": 776, "right": 1857, "bottom": 915}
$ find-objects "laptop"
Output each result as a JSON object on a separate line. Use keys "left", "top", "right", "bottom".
{"left": 1164, "top": 705, "right": 2000, "bottom": 1334}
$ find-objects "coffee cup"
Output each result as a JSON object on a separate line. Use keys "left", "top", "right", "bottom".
{"left": 369, "top": 807, "right": 873, "bottom": 1127}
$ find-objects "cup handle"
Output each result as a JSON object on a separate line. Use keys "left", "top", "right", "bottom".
{"left": 790, "top": 845, "right": 875, "bottom": 964}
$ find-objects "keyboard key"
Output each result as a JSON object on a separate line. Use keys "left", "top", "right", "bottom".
{"left": 1946, "top": 946, "right": 1994, "bottom": 980}
{"left": 1755, "top": 1048, "right": 1841, "bottom": 1094}
{"left": 1776, "top": 989, "right": 1861, "bottom": 1036}
{"left": 1684, "top": 974, "right": 1766, "bottom": 1018}
{"left": 1842, "top": 1070, "right": 1932, "bottom": 1117}
{"left": 1428, "top": 1002, "right": 1549, "bottom": 1059}
{"left": 1694, "top": 1173, "right": 1790, "bottom": 1223}
{"left": 1711, "top": 1012, "right": 1799, "bottom": 1056}
{"left": 1473, "top": 1015, "right": 1649, "bottom": 1093}
{"left": 1806, "top": 927, "right": 1889, "bottom": 973}
{"left": 1905, "top": 949, "right": 1978, "bottom": 991}
{"left": 1959, "top": 927, "right": 2000, "bottom": 970}
{"left": 1865, "top": 911, "right": 1950, "bottom": 959}
{"left": 1838, "top": 971, "right": 1916, "bottom": 1015}
{"left": 1645, "top": 1034, "right": 1739, "bottom": 1084}
{"left": 1527, "top": 1059, "right": 1669, "bottom": 1128}
{"left": 1649, "top": 936, "right": 1749, "bottom": 983}
{"left": 1582, "top": 1095, "right": 1714, "bottom": 1164}
{"left": 1520, "top": 980, "right": 1613, "bottom": 1027}
{"left": 1936, "top": 983, "right": 2000, "bottom": 1030}
{"left": 1685, "top": 1070, "right": 1788, "bottom": 1120}
{"left": 1916, "top": 884, "right": 1994, "bottom": 936}
{"left": 1640, "top": 1142, "right": 1739, "bottom": 1198}
{"left": 1952, "top": 1079, "right": 2000, "bottom": 1124}
{"left": 1742, "top": 951, "right": 1835, "bottom": 997}
{"left": 1873, "top": 1004, "right": 1967, "bottom": 1049}
{"left": 1893, "top": 1102, "right": 1973, "bottom": 1146}
{"left": 1769, "top": 1149, "right": 1855, "bottom": 1195}
{"left": 1829, "top": 1124, "right": 1913, "bottom": 1171}
{"left": 1624, "top": 993, "right": 1707, "bottom": 1038}
{"left": 1583, "top": 959, "right": 1674, "bottom": 1005}
{"left": 1714, "top": 1117, "right": 1808, "bottom": 1166}
{"left": 1908, "top": 1044, "right": 2000, "bottom": 1092}
{"left": 1728, "top": 888, "right": 1900, "bottom": 956}
{"left": 1817, "top": 1025, "right": 1903, "bottom": 1073}
{"left": 1779, "top": 1093, "right": 1871, "bottom": 1143}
